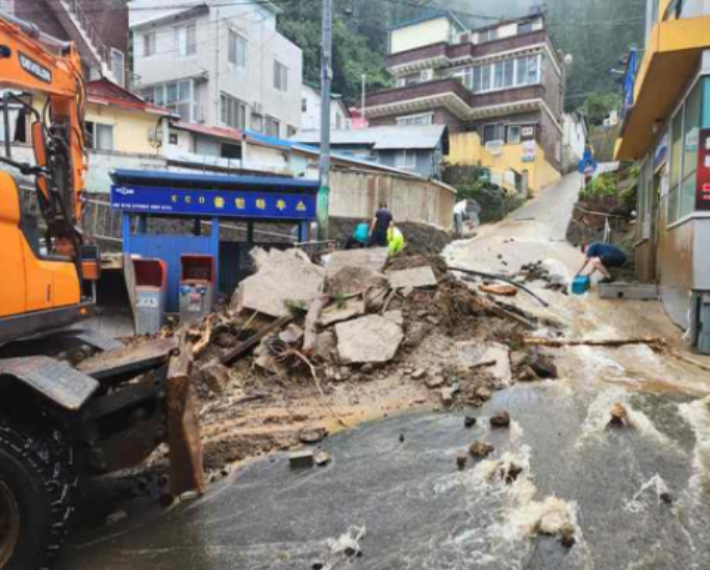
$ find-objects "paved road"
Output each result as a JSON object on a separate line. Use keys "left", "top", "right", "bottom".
{"left": 59, "top": 175, "right": 710, "bottom": 570}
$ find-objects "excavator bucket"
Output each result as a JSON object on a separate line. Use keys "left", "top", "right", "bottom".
{"left": 166, "top": 334, "right": 206, "bottom": 497}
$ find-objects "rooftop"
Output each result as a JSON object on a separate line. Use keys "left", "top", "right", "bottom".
{"left": 87, "top": 79, "right": 171, "bottom": 116}
{"left": 291, "top": 124, "right": 448, "bottom": 150}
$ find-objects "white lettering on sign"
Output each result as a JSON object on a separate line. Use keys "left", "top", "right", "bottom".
{"left": 18, "top": 52, "right": 52, "bottom": 83}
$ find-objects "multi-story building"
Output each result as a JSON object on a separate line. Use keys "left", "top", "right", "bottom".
{"left": 615, "top": 0, "right": 710, "bottom": 350}
{"left": 365, "top": 12, "right": 566, "bottom": 192}
{"left": 129, "top": 0, "right": 303, "bottom": 139}
{"left": 0, "top": 0, "right": 128, "bottom": 85}
{"left": 301, "top": 82, "right": 350, "bottom": 132}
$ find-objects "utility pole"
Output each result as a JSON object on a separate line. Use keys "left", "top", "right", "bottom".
{"left": 361, "top": 73, "right": 366, "bottom": 122}
{"left": 317, "top": 0, "right": 333, "bottom": 241}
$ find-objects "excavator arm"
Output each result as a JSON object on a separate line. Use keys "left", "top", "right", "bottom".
{"left": 0, "top": 10, "right": 87, "bottom": 257}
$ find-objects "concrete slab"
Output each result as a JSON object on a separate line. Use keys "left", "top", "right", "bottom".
{"left": 319, "top": 299, "right": 366, "bottom": 327}
{"left": 456, "top": 341, "right": 511, "bottom": 385}
{"left": 237, "top": 249, "right": 326, "bottom": 318}
{"left": 598, "top": 282, "right": 658, "bottom": 300}
{"left": 325, "top": 248, "right": 389, "bottom": 279}
{"left": 335, "top": 315, "right": 403, "bottom": 364}
{"left": 386, "top": 266, "right": 437, "bottom": 290}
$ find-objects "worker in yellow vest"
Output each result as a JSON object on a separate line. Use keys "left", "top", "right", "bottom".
{"left": 387, "top": 223, "right": 405, "bottom": 256}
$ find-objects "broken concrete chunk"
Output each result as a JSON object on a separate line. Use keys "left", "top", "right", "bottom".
{"left": 327, "top": 265, "right": 388, "bottom": 297}
{"left": 319, "top": 299, "right": 366, "bottom": 327}
{"left": 364, "top": 286, "right": 389, "bottom": 313}
{"left": 529, "top": 352, "right": 559, "bottom": 379}
{"left": 200, "top": 359, "right": 231, "bottom": 394}
{"left": 336, "top": 315, "right": 404, "bottom": 364}
{"left": 290, "top": 450, "right": 315, "bottom": 469}
{"left": 279, "top": 324, "right": 304, "bottom": 345}
{"left": 490, "top": 411, "right": 511, "bottom": 428}
{"left": 315, "top": 331, "right": 337, "bottom": 361}
{"left": 475, "top": 387, "right": 492, "bottom": 401}
{"left": 411, "top": 368, "right": 427, "bottom": 380}
{"left": 457, "top": 341, "right": 512, "bottom": 385}
{"left": 440, "top": 385, "right": 459, "bottom": 407}
{"left": 325, "top": 248, "right": 389, "bottom": 279}
{"left": 469, "top": 441, "right": 494, "bottom": 458}
{"left": 314, "top": 451, "right": 331, "bottom": 466}
{"left": 387, "top": 266, "right": 437, "bottom": 290}
{"left": 425, "top": 376, "right": 446, "bottom": 390}
{"left": 236, "top": 248, "right": 326, "bottom": 318}
{"left": 383, "top": 310, "right": 405, "bottom": 326}
{"left": 299, "top": 427, "right": 328, "bottom": 444}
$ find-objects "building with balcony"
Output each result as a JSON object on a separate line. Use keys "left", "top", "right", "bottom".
{"left": 1, "top": 0, "right": 128, "bottom": 85}
{"left": 129, "top": 0, "right": 303, "bottom": 140}
{"left": 615, "top": 0, "right": 710, "bottom": 349}
{"left": 364, "top": 12, "right": 566, "bottom": 193}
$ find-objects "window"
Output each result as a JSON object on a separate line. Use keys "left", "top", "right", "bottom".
{"left": 251, "top": 113, "right": 263, "bottom": 132}
{"left": 110, "top": 48, "right": 125, "bottom": 86}
{"left": 264, "top": 116, "right": 280, "bottom": 137}
{"left": 397, "top": 113, "right": 433, "bottom": 126}
{"left": 507, "top": 125, "right": 521, "bottom": 144}
{"left": 274, "top": 60, "right": 288, "bottom": 92}
{"left": 221, "top": 143, "right": 242, "bottom": 160}
{"left": 467, "top": 55, "right": 541, "bottom": 94}
{"left": 220, "top": 93, "right": 247, "bottom": 130}
{"left": 483, "top": 123, "right": 505, "bottom": 144}
{"left": 169, "top": 133, "right": 179, "bottom": 145}
{"left": 526, "top": 55, "right": 540, "bottom": 84}
{"left": 85, "top": 122, "right": 114, "bottom": 151}
{"left": 395, "top": 150, "right": 416, "bottom": 169}
{"left": 153, "top": 80, "right": 195, "bottom": 121}
{"left": 302, "top": 98, "right": 307, "bottom": 112}
{"left": 675, "top": 80, "right": 703, "bottom": 221}
{"left": 175, "top": 23, "right": 196, "bottom": 57}
{"left": 287, "top": 125, "right": 298, "bottom": 137}
{"left": 480, "top": 28, "right": 498, "bottom": 42}
{"left": 143, "top": 32, "right": 156, "bottom": 57}
{"left": 228, "top": 31, "right": 247, "bottom": 67}
{"left": 518, "top": 21, "right": 534, "bottom": 34}
{"left": 493, "top": 59, "right": 515, "bottom": 90}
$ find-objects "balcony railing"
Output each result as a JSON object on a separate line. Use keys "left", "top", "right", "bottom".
{"left": 366, "top": 78, "right": 473, "bottom": 109}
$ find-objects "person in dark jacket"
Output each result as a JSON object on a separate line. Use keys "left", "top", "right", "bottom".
{"left": 576, "top": 242, "right": 627, "bottom": 283}
{"left": 368, "top": 202, "right": 393, "bottom": 247}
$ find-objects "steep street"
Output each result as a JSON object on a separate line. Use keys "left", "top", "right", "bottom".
{"left": 58, "top": 173, "right": 710, "bottom": 570}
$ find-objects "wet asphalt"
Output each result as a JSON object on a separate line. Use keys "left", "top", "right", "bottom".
{"left": 57, "top": 173, "right": 710, "bottom": 570}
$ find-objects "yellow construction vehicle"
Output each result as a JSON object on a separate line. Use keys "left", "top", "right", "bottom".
{"left": 0, "top": 12, "right": 203, "bottom": 570}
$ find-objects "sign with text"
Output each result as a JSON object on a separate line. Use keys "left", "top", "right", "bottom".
{"left": 110, "top": 185, "right": 317, "bottom": 220}
{"left": 696, "top": 128, "right": 710, "bottom": 211}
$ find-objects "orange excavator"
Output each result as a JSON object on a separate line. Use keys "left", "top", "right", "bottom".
{"left": 0, "top": 12, "right": 202, "bottom": 570}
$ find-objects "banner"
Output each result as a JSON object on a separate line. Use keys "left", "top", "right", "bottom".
{"left": 696, "top": 128, "right": 710, "bottom": 211}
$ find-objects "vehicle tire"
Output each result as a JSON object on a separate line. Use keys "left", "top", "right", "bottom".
{"left": 0, "top": 419, "right": 76, "bottom": 570}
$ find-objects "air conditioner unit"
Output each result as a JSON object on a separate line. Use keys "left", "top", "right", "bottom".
{"left": 458, "top": 32, "right": 470, "bottom": 44}
{"left": 420, "top": 69, "right": 434, "bottom": 82}
{"left": 485, "top": 140, "right": 504, "bottom": 156}
{"left": 252, "top": 102, "right": 263, "bottom": 115}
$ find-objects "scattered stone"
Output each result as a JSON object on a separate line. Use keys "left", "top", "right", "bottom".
{"left": 503, "top": 463, "right": 524, "bottom": 484}
{"left": 476, "top": 387, "right": 492, "bottom": 401}
{"left": 457, "top": 452, "right": 468, "bottom": 469}
{"left": 383, "top": 310, "right": 405, "bottom": 326}
{"left": 278, "top": 324, "right": 304, "bottom": 344}
{"left": 312, "top": 563, "right": 324, "bottom": 570}
{"left": 559, "top": 523, "right": 576, "bottom": 548}
{"left": 440, "top": 385, "right": 459, "bottom": 407}
{"left": 490, "top": 411, "right": 511, "bottom": 428}
{"left": 425, "top": 376, "right": 446, "bottom": 389}
{"left": 200, "top": 359, "right": 231, "bottom": 393}
{"left": 426, "top": 315, "right": 441, "bottom": 325}
{"left": 405, "top": 322, "right": 431, "bottom": 349}
{"left": 469, "top": 441, "right": 494, "bottom": 458}
{"left": 529, "top": 352, "right": 559, "bottom": 379}
{"left": 290, "top": 450, "right": 315, "bottom": 469}
{"left": 457, "top": 342, "right": 512, "bottom": 385}
{"left": 336, "top": 315, "right": 404, "bottom": 364}
{"left": 361, "top": 363, "right": 375, "bottom": 374}
{"left": 464, "top": 416, "right": 477, "bottom": 428}
{"left": 660, "top": 491, "right": 673, "bottom": 504}
{"left": 106, "top": 510, "right": 128, "bottom": 525}
{"left": 315, "top": 331, "right": 337, "bottom": 361}
{"left": 235, "top": 248, "right": 326, "bottom": 318}
{"left": 386, "top": 266, "right": 438, "bottom": 290}
{"left": 319, "top": 298, "right": 366, "bottom": 327}
{"left": 399, "top": 434, "right": 405, "bottom": 443}
{"left": 412, "top": 368, "right": 427, "bottom": 380}
{"left": 609, "top": 402, "right": 628, "bottom": 427}
{"left": 314, "top": 451, "right": 331, "bottom": 466}
{"left": 510, "top": 351, "right": 530, "bottom": 369}
{"left": 517, "top": 365, "right": 540, "bottom": 382}
{"left": 299, "top": 427, "right": 328, "bottom": 444}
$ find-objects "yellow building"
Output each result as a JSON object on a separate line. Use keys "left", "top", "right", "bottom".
{"left": 615, "top": 0, "right": 710, "bottom": 350}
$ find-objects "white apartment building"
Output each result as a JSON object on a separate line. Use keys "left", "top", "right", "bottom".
{"left": 300, "top": 82, "right": 350, "bottom": 132}
{"left": 129, "top": 0, "right": 303, "bottom": 138}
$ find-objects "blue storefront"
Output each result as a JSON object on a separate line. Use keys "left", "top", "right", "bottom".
{"left": 110, "top": 169, "right": 319, "bottom": 311}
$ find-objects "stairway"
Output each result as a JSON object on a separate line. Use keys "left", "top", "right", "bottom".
{"left": 49, "top": 0, "right": 122, "bottom": 85}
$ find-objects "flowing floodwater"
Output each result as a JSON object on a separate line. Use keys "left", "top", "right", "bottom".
{"left": 59, "top": 174, "right": 710, "bottom": 570}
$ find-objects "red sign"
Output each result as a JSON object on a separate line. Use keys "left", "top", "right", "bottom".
{"left": 697, "top": 128, "right": 710, "bottom": 211}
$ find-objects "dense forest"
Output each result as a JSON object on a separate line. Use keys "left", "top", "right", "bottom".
{"left": 274, "top": 0, "right": 646, "bottom": 113}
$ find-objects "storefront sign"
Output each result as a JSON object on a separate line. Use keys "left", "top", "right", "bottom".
{"left": 696, "top": 128, "right": 710, "bottom": 211}
{"left": 110, "top": 185, "right": 317, "bottom": 219}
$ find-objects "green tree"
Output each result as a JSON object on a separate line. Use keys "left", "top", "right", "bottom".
{"left": 583, "top": 92, "right": 623, "bottom": 126}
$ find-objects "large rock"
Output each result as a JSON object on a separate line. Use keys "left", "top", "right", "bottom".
{"left": 233, "top": 248, "right": 326, "bottom": 318}
{"left": 327, "top": 265, "right": 388, "bottom": 297}
{"left": 335, "top": 315, "right": 404, "bottom": 364}
{"left": 386, "top": 266, "right": 437, "bottom": 290}
{"left": 456, "top": 341, "right": 512, "bottom": 385}
{"left": 325, "top": 248, "right": 389, "bottom": 279}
